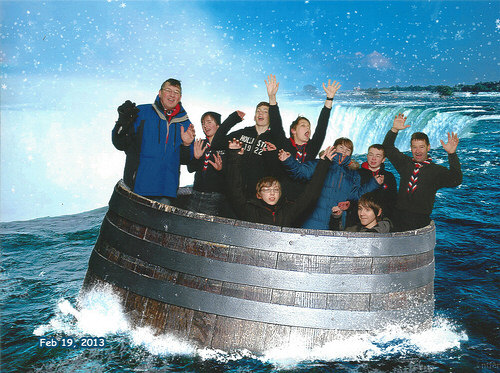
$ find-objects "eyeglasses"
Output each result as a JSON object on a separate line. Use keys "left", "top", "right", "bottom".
{"left": 260, "top": 187, "right": 280, "bottom": 194}
{"left": 161, "top": 88, "right": 181, "bottom": 96}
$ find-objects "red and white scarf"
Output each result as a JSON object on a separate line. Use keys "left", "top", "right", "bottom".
{"left": 290, "top": 138, "right": 307, "bottom": 163}
{"left": 407, "top": 158, "right": 432, "bottom": 194}
{"left": 202, "top": 141, "right": 211, "bottom": 172}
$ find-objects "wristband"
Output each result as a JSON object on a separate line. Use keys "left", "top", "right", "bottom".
{"left": 326, "top": 97, "right": 334, "bottom": 101}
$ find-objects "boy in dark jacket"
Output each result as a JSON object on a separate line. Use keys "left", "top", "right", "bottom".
{"left": 226, "top": 101, "right": 282, "bottom": 199}
{"left": 186, "top": 110, "right": 244, "bottom": 215}
{"left": 345, "top": 144, "right": 398, "bottom": 227}
{"left": 265, "top": 74, "right": 341, "bottom": 201}
{"left": 225, "top": 139, "right": 332, "bottom": 227}
{"left": 332, "top": 192, "right": 393, "bottom": 233}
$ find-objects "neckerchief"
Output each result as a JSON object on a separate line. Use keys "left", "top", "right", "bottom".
{"left": 164, "top": 104, "right": 181, "bottom": 124}
{"left": 407, "top": 158, "right": 432, "bottom": 194}
{"left": 202, "top": 140, "right": 211, "bottom": 172}
{"left": 362, "top": 162, "right": 388, "bottom": 190}
{"left": 162, "top": 103, "right": 181, "bottom": 144}
{"left": 290, "top": 138, "right": 307, "bottom": 162}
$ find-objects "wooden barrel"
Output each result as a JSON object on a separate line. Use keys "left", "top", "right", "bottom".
{"left": 83, "top": 181, "right": 435, "bottom": 352}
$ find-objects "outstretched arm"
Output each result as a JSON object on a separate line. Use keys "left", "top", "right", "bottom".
{"left": 322, "top": 79, "right": 341, "bottom": 109}
{"left": 266, "top": 74, "right": 288, "bottom": 149}
{"left": 211, "top": 110, "right": 245, "bottom": 150}
{"left": 112, "top": 100, "right": 139, "bottom": 150}
{"left": 437, "top": 132, "right": 462, "bottom": 188}
{"left": 383, "top": 113, "right": 412, "bottom": 172}
{"left": 265, "top": 74, "right": 279, "bottom": 105}
{"left": 390, "top": 113, "right": 410, "bottom": 133}
{"left": 282, "top": 157, "right": 320, "bottom": 181}
{"left": 440, "top": 131, "right": 459, "bottom": 154}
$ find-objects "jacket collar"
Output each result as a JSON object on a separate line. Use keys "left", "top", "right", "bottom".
{"left": 333, "top": 152, "right": 351, "bottom": 166}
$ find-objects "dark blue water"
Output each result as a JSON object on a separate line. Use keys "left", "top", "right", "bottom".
{"left": 1, "top": 95, "right": 499, "bottom": 372}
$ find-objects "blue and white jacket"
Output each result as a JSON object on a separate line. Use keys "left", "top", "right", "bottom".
{"left": 283, "top": 153, "right": 379, "bottom": 230}
{"left": 112, "top": 95, "right": 193, "bottom": 197}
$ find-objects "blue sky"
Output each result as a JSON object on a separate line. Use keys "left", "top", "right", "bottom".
{"left": 1, "top": 0, "right": 499, "bottom": 221}
{"left": 1, "top": 0, "right": 499, "bottom": 97}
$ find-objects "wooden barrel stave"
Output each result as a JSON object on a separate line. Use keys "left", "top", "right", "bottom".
{"left": 83, "top": 181, "right": 435, "bottom": 352}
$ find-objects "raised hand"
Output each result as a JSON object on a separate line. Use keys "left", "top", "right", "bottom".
{"left": 321, "top": 146, "right": 337, "bottom": 161}
{"left": 228, "top": 138, "right": 244, "bottom": 155}
{"left": 263, "top": 141, "right": 277, "bottom": 152}
{"left": 208, "top": 152, "right": 223, "bottom": 171}
{"left": 181, "top": 124, "right": 196, "bottom": 146}
{"left": 116, "top": 100, "right": 139, "bottom": 133}
{"left": 391, "top": 113, "right": 410, "bottom": 132}
{"left": 118, "top": 100, "right": 139, "bottom": 118}
{"left": 322, "top": 79, "right": 341, "bottom": 99}
{"left": 374, "top": 174, "right": 385, "bottom": 185}
{"left": 440, "top": 131, "right": 459, "bottom": 154}
{"left": 331, "top": 206, "right": 342, "bottom": 216}
{"left": 337, "top": 201, "right": 350, "bottom": 211}
{"left": 265, "top": 74, "right": 279, "bottom": 105}
{"left": 236, "top": 110, "right": 246, "bottom": 119}
{"left": 278, "top": 149, "right": 291, "bottom": 162}
{"left": 193, "top": 139, "right": 208, "bottom": 159}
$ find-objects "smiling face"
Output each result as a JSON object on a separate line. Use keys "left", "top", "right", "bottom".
{"left": 254, "top": 104, "right": 270, "bottom": 129}
{"left": 334, "top": 143, "right": 352, "bottom": 158}
{"left": 358, "top": 204, "right": 381, "bottom": 229}
{"left": 257, "top": 181, "right": 281, "bottom": 206}
{"left": 367, "top": 147, "right": 386, "bottom": 171}
{"left": 202, "top": 115, "right": 219, "bottom": 140}
{"left": 411, "top": 139, "right": 431, "bottom": 162}
{"left": 159, "top": 82, "right": 182, "bottom": 110}
{"left": 291, "top": 119, "right": 311, "bottom": 145}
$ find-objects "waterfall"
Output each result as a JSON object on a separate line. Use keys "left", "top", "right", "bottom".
{"left": 280, "top": 99, "right": 479, "bottom": 154}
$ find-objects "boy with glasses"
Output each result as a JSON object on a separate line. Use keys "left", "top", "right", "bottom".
{"left": 224, "top": 139, "right": 332, "bottom": 227}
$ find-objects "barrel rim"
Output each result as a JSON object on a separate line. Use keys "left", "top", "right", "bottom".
{"left": 115, "top": 180, "right": 435, "bottom": 238}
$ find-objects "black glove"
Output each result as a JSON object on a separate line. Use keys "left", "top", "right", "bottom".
{"left": 117, "top": 100, "right": 139, "bottom": 122}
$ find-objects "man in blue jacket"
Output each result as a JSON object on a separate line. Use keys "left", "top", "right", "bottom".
{"left": 112, "top": 78, "right": 195, "bottom": 204}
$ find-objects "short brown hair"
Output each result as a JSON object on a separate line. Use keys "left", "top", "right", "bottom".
{"left": 358, "top": 192, "right": 383, "bottom": 221}
{"left": 161, "top": 78, "right": 182, "bottom": 94}
{"left": 411, "top": 132, "right": 430, "bottom": 146}
{"left": 256, "top": 177, "right": 281, "bottom": 194}
{"left": 368, "top": 144, "right": 385, "bottom": 157}
{"left": 289, "top": 116, "right": 311, "bottom": 137}
{"left": 334, "top": 137, "right": 354, "bottom": 153}
{"left": 255, "top": 101, "right": 270, "bottom": 110}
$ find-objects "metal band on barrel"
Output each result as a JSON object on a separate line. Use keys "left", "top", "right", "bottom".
{"left": 88, "top": 250, "right": 434, "bottom": 330}
{"left": 100, "top": 217, "right": 434, "bottom": 293}
{"left": 109, "top": 187, "right": 436, "bottom": 257}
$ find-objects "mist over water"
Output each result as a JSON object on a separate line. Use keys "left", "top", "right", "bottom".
{"left": 0, "top": 89, "right": 485, "bottom": 222}
{"left": 1, "top": 97, "right": 499, "bottom": 371}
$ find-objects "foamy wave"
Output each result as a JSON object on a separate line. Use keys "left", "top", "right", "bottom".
{"left": 33, "top": 285, "right": 196, "bottom": 356}
{"left": 258, "top": 317, "right": 467, "bottom": 367}
{"left": 33, "top": 286, "right": 468, "bottom": 365}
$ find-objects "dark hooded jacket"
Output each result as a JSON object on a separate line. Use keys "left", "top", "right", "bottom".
{"left": 187, "top": 111, "right": 243, "bottom": 193}
{"left": 383, "top": 130, "right": 462, "bottom": 230}
{"left": 226, "top": 150, "right": 331, "bottom": 227}
{"left": 226, "top": 125, "right": 283, "bottom": 198}
{"left": 269, "top": 103, "right": 331, "bottom": 200}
